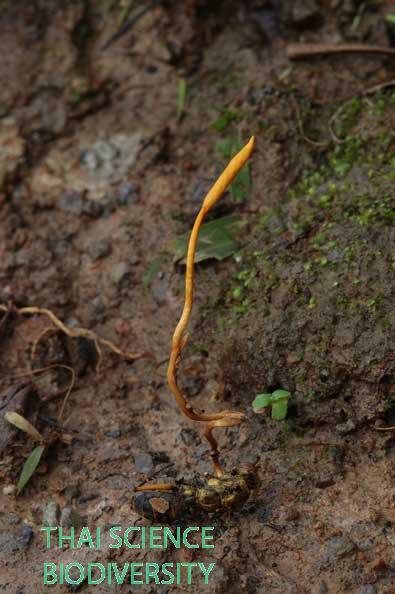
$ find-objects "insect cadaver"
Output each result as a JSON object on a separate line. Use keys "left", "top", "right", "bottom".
{"left": 132, "top": 465, "right": 260, "bottom": 523}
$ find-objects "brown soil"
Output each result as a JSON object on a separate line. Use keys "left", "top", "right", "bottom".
{"left": 1, "top": 2, "right": 395, "bottom": 593}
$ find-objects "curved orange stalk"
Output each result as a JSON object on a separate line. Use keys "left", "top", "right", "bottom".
{"left": 167, "top": 136, "right": 255, "bottom": 473}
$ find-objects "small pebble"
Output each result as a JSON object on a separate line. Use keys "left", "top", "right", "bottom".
{"left": 335, "top": 419, "right": 356, "bottom": 435}
{"left": 62, "top": 484, "right": 81, "bottom": 504}
{"left": 80, "top": 149, "right": 99, "bottom": 170}
{"left": 134, "top": 453, "right": 154, "bottom": 475}
{"left": 111, "top": 261, "right": 130, "bottom": 286}
{"left": 5, "top": 513, "right": 21, "bottom": 525}
{"left": 58, "top": 191, "right": 103, "bottom": 218}
{"left": 59, "top": 191, "right": 83, "bottom": 215}
{"left": 105, "top": 428, "right": 121, "bottom": 439}
{"left": 88, "top": 239, "right": 112, "bottom": 261}
{"left": 117, "top": 181, "right": 140, "bottom": 206}
{"left": 92, "top": 140, "right": 119, "bottom": 162}
{"left": 90, "top": 296, "right": 107, "bottom": 320}
{"left": 180, "top": 428, "right": 200, "bottom": 447}
{"left": 150, "top": 272, "right": 170, "bottom": 305}
{"left": 290, "top": 0, "right": 320, "bottom": 25}
{"left": 42, "top": 501, "right": 59, "bottom": 526}
{"left": 318, "top": 581, "right": 328, "bottom": 594}
{"left": 0, "top": 526, "right": 33, "bottom": 553}
{"left": 321, "top": 535, "right": 355, "bottom": 567}
{"left": 60, "top": 507, "right": 84, "bottom": 529}
{"left": 356, "top": 587, "right": 376, "bottom": 594}
{"left": 3, "top": 484, "right": 16, "bottom": 495}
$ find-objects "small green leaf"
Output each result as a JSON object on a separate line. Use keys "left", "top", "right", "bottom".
{"left": 252, "top": 393, "right": 272, "bottom": 412}
{"left": 211, "top": 108, "right": 239, "bottom": 131}
{"left": 177, "top": 78, "right": 187, "bottom": 121}
{"left": 5, "top": 412, "right": 44, "bottom": 442}
{"left": 17, "top": 446, "right": 46, "bottom": 494}
{"left": 271, "top": 400, "right": 289, "bottom": 420}
{"left": 271, "top": 389, "right": 291, "bottom": 402}
{"left": 252, "top": 389, "right": 291, "bottom": 419}
{"left": 386, "top": 14, "right": 395, "bottom": 25}
{"left": 174, "top": 215, "right": 243, "bottom": 264}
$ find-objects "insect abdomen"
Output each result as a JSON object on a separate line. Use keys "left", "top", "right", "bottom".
{"left": 132, "top": 491, "right": 181, "bottom": 523}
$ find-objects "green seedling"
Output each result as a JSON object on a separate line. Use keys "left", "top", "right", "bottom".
{"left": 177, "top": 78, "right": 187, "bottom": 121}
{"left": 17, "top": 446, "right": 46, "bottom": 495}
{"left": 5, "top": 412, "right": 46, "bottom": 494}
{"left": 211, "top": 106, "right": 240, "bottom": 132}
{"left": 252, "top": 389, "right": 291, "bottom": 420}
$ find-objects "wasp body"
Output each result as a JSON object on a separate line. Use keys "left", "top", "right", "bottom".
{"left": 132, "top": 464, "right": 260, "bottom": 523}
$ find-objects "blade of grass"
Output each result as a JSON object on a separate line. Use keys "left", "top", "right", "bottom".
{"left": 177, "top": 78, "right": 187, "bottom": 121}
{"left": 17, "top": 445, "right": 46, "bottom": 494}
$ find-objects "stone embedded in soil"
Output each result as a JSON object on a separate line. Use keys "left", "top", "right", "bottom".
{"left": 92, "top": 140, "right": 119, "bottom": 163}
{"left": 321, "top": 535, "right": 356, "bottom": 567}
{"left": 180, "top": 428, "right": 200, "bottom": 447}
{"left": 3, "top": 513, "right": 20, "bottom": 525}
{"left": 42, "top": 501, "right": 59, "bottom": 526}
{"left": 111, "top": 261, "right": 130, "bottom": 286}
{"left": 58, "top": 191, "right": 103, "bottom": 218}
{"left": 356, "top": 587, "right": 376, "bottom": 594}
{"left": 0, "top": 526, "right": 33, "bottom": 553}
{"left": 60, "top": 507, "right": 84, "bottom": 529}
{"left": 183, "top": 375, "right": 205, "bottom": 397}
{"left": 58, "top": 191, "right": 84, "bottom": 215}
{"left": 150, "top": 271, "right": 171, "bottom": 305}
{"left": 88, "top": 238, "right": 112, "bottom": 261}
{"left": 89, "top": 296, "right": 107, "bottom": 321}
{"left": 80, "top": 149, "right": 100, "bottom": 170}
{"left": 335, "top": 419, "right": 357, "bottom": 435}
{"left": 133, "top": 452, "right": 154, "bottom": 474}
{"left": 81, "top": 133, "right": 142, "bottom": 181}
{"left": 116, "top": 181, "right": 140, "bottom": 206}
{"left": 290, "top": 0, "right": 320, "bottom": 26}
{"left": 104, "top": 428, "right": 121, "bottom": 438}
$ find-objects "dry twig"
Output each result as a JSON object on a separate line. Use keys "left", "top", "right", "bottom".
{"left": 287, "top": 42, "right": 395, "bottom": 60}
{"left": 167, "top": 136, "right": 255, "bottom": 476}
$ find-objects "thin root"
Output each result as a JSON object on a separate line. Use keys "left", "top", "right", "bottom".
{"left": 0, "top": 302, "right": 151, "bottom": 421}
{"left": 0, "top": 303, "right": 151, "bottom": 370}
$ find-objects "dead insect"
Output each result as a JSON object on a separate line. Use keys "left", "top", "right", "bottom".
{"left": 132, "top": 464, "right": 260, "bottom": 523}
